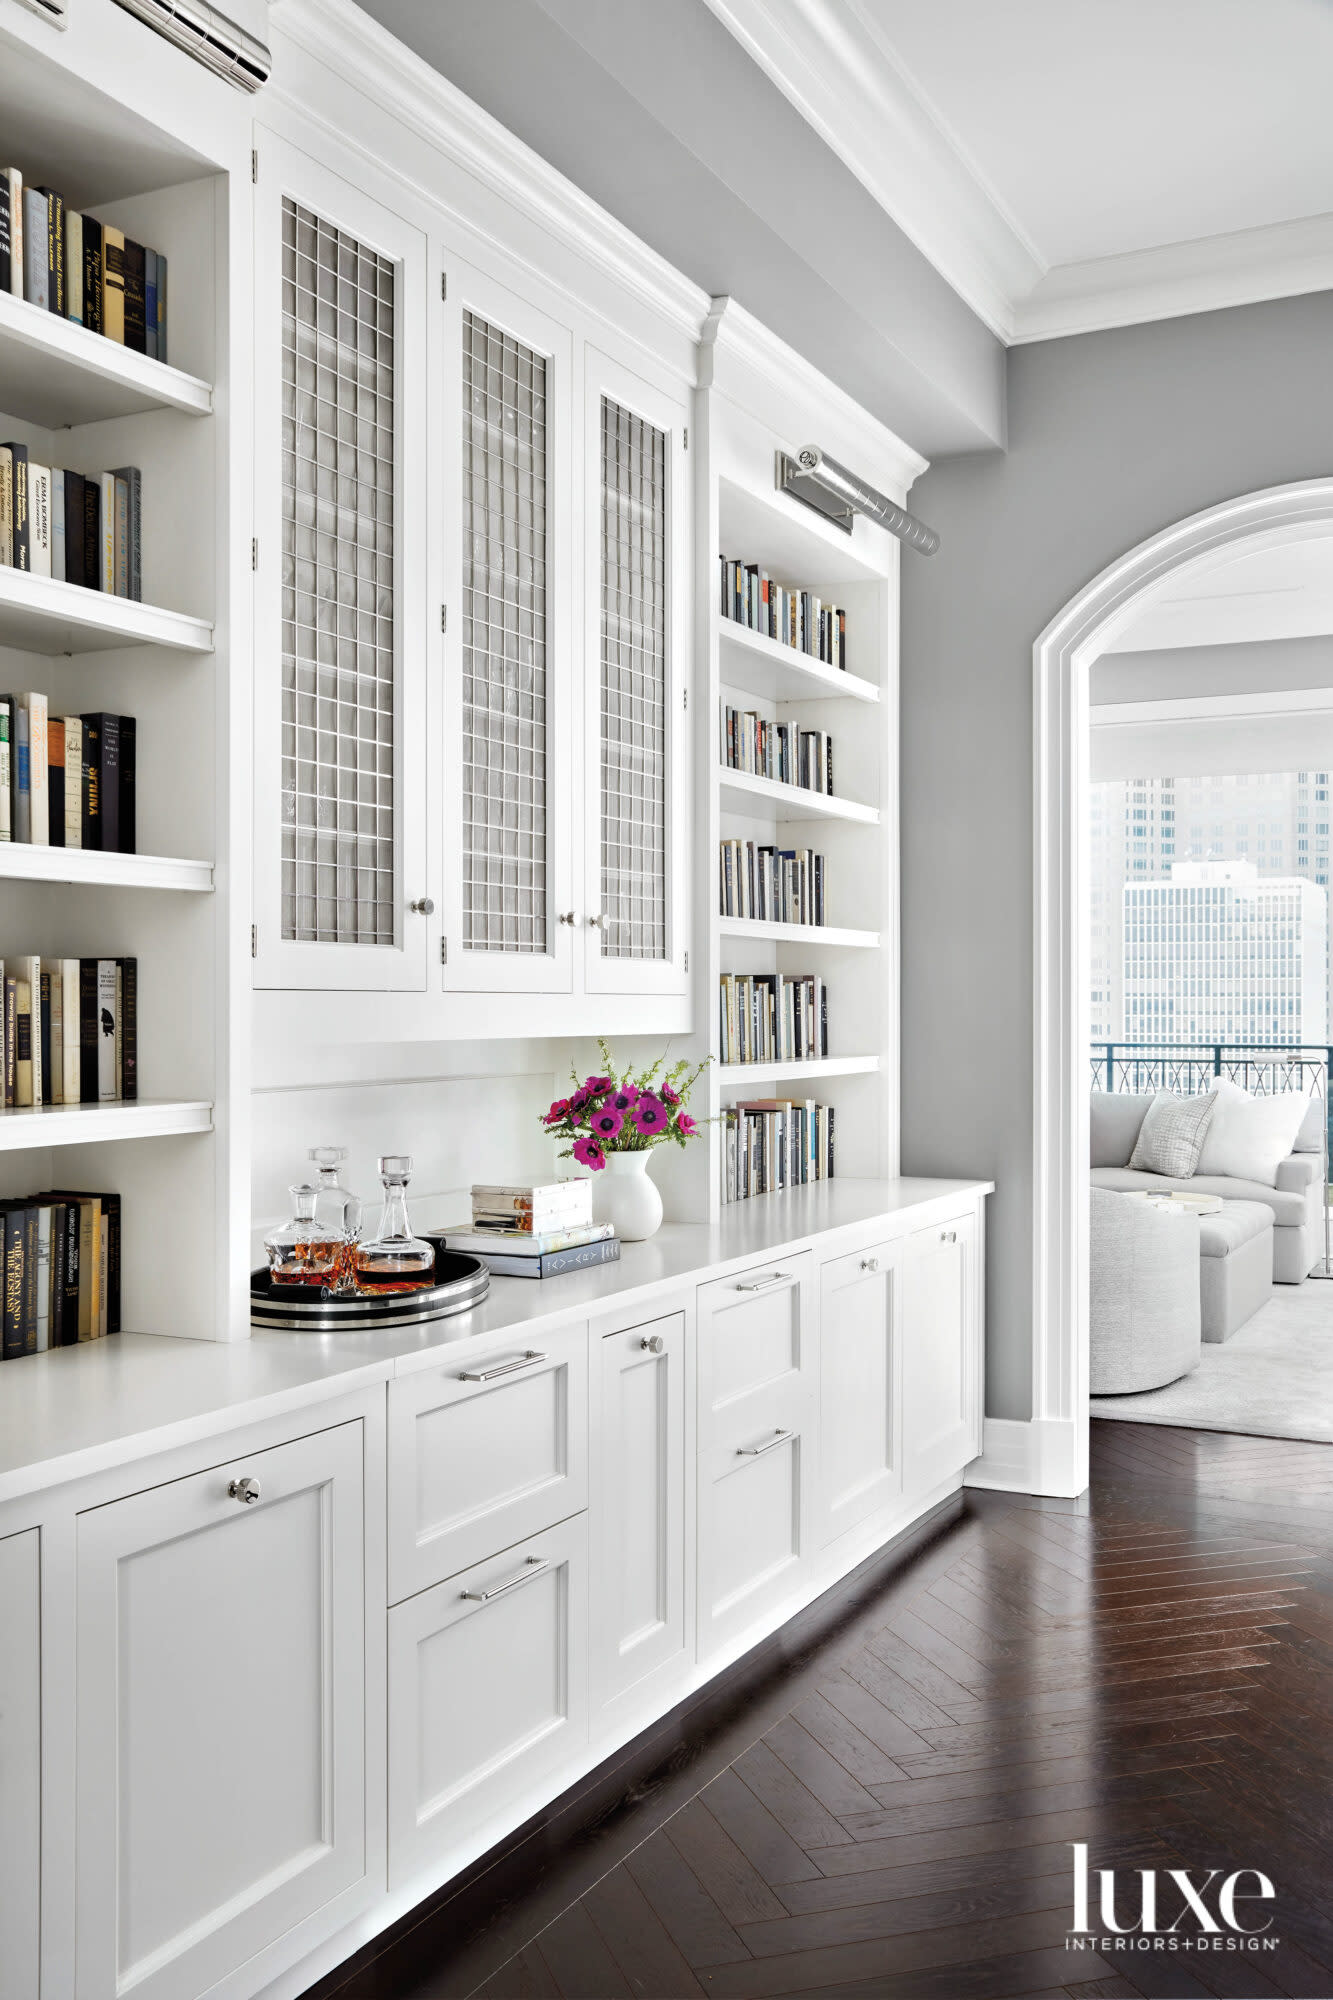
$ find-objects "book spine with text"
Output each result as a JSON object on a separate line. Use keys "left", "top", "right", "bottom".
{"left": 23, "top": 694, "right": 47, "bottom": 846}
{"left": 0, "top": 446, "right": 11, "bottom": 567}
{"left": 66, "top": 210, "right": 83, "bottom": 323}
{"left": 63, "top": 719, "right": 82, "bottom": 848}
{"left": 46, "top": 717, "right": 64, "bottom": 849}
{"left": 82, "top": 214, "right": 103, "bottom": 335}
{"left": 144, "top": 249, "right": 158, "bottom": 360}
{"left": 101, "top": 226, "right": 125, "bottom": 342}
{"left": 123, "top": 239, "right": 146, "bottom": 352}
{"left": 22, "top": 188, "right": 46, "bottom": 308}
{"left": 51, "top": 468, "right": 65, "bottom": 582}
{"left": 3, "top": 443, "right": 28, "bottom": 569}
{"left": 99, "top": 474, "right": 115, "bottom": 593}
{"left": 3, "top": 169, "right": 20, "bottom": 297}
{"left": 96, "top": 960, "right": 118, "bottom": 1101}
{"left": 118, "top": 959, "right": 136, "bottom": 1102}
{"left": 80, "top": 712, "right": 101, "bottom": 849}
{"left": 109, "top": 468, "right": 141, "bottom": 600}
{"left": 0, "top": 173, "right": 10, "bottom": 294}
{"left": 37, "top": 188, "right": 64, "bottom": 316}
{"left": 119, "top": 715, "right": 135, "bottom": 852}
{"left": 27, "top": 462, "right": 51, "bottom": 577}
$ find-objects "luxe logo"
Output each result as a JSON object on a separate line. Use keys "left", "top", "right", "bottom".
{"left": 1068, "top": 1844, "right": 1279, "bottom": 1956}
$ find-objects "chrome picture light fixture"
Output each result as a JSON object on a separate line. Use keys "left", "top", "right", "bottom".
{"left": 777, "top": 445, "right": 940, "bottom": 555}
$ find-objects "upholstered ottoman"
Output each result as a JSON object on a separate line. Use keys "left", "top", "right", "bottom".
{"left": 1090, "top": 1187, "right": 1201, "bottom": 1393}
{"left": 1199, "top": 1200, "right": 1273, "bottom": 1342}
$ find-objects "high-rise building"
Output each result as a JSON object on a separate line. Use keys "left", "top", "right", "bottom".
{"left": 1092, "top": 768, "right": 1333, "bottom": 1040}
{"left": 1123, "top": 859, "right": 1328, "bottom": 1046}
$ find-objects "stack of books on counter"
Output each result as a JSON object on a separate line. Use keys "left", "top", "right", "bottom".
{"left": 437, "top": 1179, "right": 619, "bottom": 1279}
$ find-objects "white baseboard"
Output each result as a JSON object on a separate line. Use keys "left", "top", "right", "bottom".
{"left": 964, "top": 1417, "right": 1088, "bottom": 1497}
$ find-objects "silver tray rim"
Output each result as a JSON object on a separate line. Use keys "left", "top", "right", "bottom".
{"left": 249, "top": 1257, "right": 489, "bottom": 1332}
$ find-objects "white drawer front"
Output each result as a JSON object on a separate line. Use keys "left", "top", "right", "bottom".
{"left": 388, "top": 1324, "right": 588, "bottom": 1602}
{"left": 388, "top": 1513, "right": 588, "bottom": 1890}
{"left": 696, "top": 1252, "right": 814, "bottom": 1406}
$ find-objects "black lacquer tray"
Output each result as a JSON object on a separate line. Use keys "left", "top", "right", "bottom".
{"left": 250, "top": 1250, "right": 490, "bottom": 1331}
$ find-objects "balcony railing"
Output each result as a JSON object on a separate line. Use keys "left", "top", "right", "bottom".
{"left": 1091, "top": 1041, "right": 1332, "bottom": 1194}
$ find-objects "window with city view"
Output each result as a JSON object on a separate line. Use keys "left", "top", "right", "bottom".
{"left": 1091, "top": 769, "right": 1333, "bottom": 1048}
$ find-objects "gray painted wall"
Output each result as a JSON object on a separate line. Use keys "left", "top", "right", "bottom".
{"left": 360, "top": 0, "right": 1005, "bottom": 457}
{"left": 899, "top": 290, "right": 1333, "bottom": 1421}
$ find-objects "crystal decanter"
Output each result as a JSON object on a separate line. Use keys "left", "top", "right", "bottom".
{"left": 353, "top": 1156, "right": 436, "bottom": 1292}
{"left": 308, "top": 1145, "right": 362, "bottom": 1294}
{"left": 264, "top": 1184, "right": 339, "bottom": 1289}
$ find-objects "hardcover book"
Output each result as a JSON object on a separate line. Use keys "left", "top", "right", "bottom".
{"left": 21, "top": 694, "right": 48, "bottom": 846}
{"left": 0, "top": 446, "right": 11, "bottom": 567}
{"left": 81, "top": 712, "right": 102, "bottom": 849}
{"left": 66, "top": 210, "right": 83, "bottom": 323}
{"left": 3, "top": 169, "right": 20, "bottom": 297}
{"left": 0, "top": 172, "right": 11, "bottom": 294}
{"left": 98, "top": 473, "right": 116, "bottom": 593}
{"left": 144, "top": 248, "right": 157, "bottom": 360}
{"left": 123, "top": 239, "right": 146, "bottom": 353}
{"left": 0, "top": 698, "right": 9, "bottom": 841}
{"left": 22, "top": 187, "right": 46, "bottom": 308}
{"left": 81, "top": 478, "right": 100, "bottom": 590}
{"left": 37, "top": 188, "right": 64, "bottom": 316}
{"left": 63, "top": 471, "right": 85, "bottom": 596}
{"left": 101, "top": 226, "right": 125, "bottom": 343}
{"left": 81, "top": 213, "right": 103, "bottom": 336}
{"left": 63, "top": 719, "right": 82, "bottom": 847}
{"left": 47, "top": 717, "right": 64, "bottom": 848}
{"left": 82, "top": 713, "right": 120, "bottom": 852}
{"left": 96, "top": 960, "right": 118, "bottom": 1102}
{"left": 51, "top": 468, "right": 65, "bottom": 582}
{"left": 27, "top": 463, "right": 51, "bottom": 579}
{"left": 109, "top": 467, "right": 141, "bottom": 600}
{"left": 3, "top": 442, "right": 29, "bottom": 569}
{"left": 477, "top": 1238, "right": 622, "bottom": 1280}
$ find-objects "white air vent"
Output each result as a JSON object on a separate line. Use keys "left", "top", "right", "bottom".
{"left": 112, "top": 0, "right": 270, "bottom": 92}
{"left": 13, "top": 0, "right": 68, "bottom": 24}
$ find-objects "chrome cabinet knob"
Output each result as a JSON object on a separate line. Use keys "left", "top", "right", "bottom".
{"left": 586, "top": 913, "right": 607, "bottom": 929}
{"left": 558, "top": 911, "right": 576, "bottom": 926}
{"left": 409, "top": 897, "right": 435, "bottom": 916}
{"left": 640, "top": 1333, "right": 665, "bottom": 1353}
{"left": 861, "top": 1256, "right": 879, "bottom": 1273}
{"left": 941, "top": 1229, "right": 957, "bottom": 1244}
{"left": 228, "top": 1477, "right": 261, "bottom": 1505}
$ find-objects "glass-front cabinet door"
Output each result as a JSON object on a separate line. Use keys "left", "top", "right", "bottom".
{"left": 438, "top": 261, "right": 575, "bottom": 993}
{"left": 582, "top": 350, "right": 689, "bottom": 997}
{"left": 252, "top": 132, "right": 429, "bottom": 990}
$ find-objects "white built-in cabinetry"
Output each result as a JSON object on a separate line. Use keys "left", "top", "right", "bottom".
{"left": 0, "top": 1527, "right": 41, "bottom": 2000}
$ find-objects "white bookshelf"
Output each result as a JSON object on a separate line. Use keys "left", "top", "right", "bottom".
{"left": 0, "top": 569, "right": 213, "bottom": 657}
{"left": 0, "top": 846, "right": 213, "bottom": 892}
{"left": 0, "top": 1100, "right": 213, "bottom": 1151}
{"left": 0, "top": 287, "right": 213, "bottom": 428}
{"left": 664, "top": 300, "right": 923, "bottom": 1221}
{"left": 0, "top": 23, "right": 248, "bottom": 1348}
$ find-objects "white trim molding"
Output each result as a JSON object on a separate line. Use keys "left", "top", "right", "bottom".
{"left": 698, "top": 0, "right": 1041, "bottom": 340}
{"left": 1033, "top": 480, "right": 1333, "bottom": 1500}
{"left": 964, "top": 1418, "right": 1084, "bottom": 1497}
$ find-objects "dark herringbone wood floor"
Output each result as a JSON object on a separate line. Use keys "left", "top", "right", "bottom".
{"left": 308, "top": 1423, "right": 1333, "bottom": 2000}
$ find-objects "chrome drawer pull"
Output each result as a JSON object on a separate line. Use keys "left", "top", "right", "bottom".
{"left": 461, "top": 1556, "right": 550, "bottom": 1603}
{"left": 738, "top": 1427, "right": 794, "bottom": 1457}
{"left": 640, "top": 1333, "right": 665, "bottom": 1353}
{"left": 861, "top": 1256, "right": 880, "bottom": 1273}
{"left": 735, "top": 1270, "right": 791, "bottom": 1293}
{"left": 940, "top": 1229, "right": 957, "bottom": 1244}
{"left": 228, "top": 1477, "right": 261, "bottom": 1505}
{"left": 459, "top": 1350, "right": 547, "bottom": 1382}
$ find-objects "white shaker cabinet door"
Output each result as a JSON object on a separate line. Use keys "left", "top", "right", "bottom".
{"left": 695, "top": 1254, "right": 817, "bottom": 1661}
{"left": 901, "top": 1211, "right": 982, "bottom": 1495}
{"left": 388, "top": 1512, "right": 589, "bottom": 1890}
{"left": 74, "top": 1422, "right": 367, "bottom": 2000}
{"left": 817, "top": 1241, "right": 902, "bottom": 1548}
{"left": 0, "top": 1528, "right": 40, "bottom": 2000}
{"left": 591, "top": 1310, "right": 687, "bottom": 1716}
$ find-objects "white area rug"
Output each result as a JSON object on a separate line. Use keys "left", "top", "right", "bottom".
{"left": 1090, "top": 1281, "right": 1333, "bottom": 1444}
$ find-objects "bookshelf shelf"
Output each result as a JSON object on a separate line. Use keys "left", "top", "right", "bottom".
{"left": 0, "top": 1100, "right": 214, "bottom": 1152}
{"left": 716, "top": 918, "right": 880, "bottom": 949}
{"left": 718, "top": 767, "right": 879, "bottom": 826}
{"left": 718, "top": 1055, "right": 881, "bottom": 1086}
{"left": 0, "top": 847, "right": 214, "bottom": 893}
{"left": 717, "top": 618, "right": 880, "bottom": 705}
{"left": 0, "top": 569, "right": 213, "bottom": 658}
{"left": 0, "top": 290, "right": 213, "bottom": 429}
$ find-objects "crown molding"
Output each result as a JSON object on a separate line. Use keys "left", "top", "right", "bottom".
{"left": 702, "top": 295, "right": 928, "bottom": 494}
{"left": 1012, "top": 210, "right": 1333, "bottom": 345}
{"left": 268, "top": 0, "right": 711, "bottom": 351}
{"left": 699, "top": 0, "right": 1041, "bottom": 340}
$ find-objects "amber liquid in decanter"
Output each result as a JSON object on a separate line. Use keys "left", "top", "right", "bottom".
{"left": 353, "top": 1155, "right": 436, "bottom": 1294}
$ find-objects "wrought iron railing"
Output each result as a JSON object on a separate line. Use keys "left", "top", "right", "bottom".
{"left": 1090, "top": 1042, "right": 1333, "bottom": 1211}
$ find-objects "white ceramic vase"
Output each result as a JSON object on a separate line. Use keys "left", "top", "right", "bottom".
{"left": 593, "top": 1148, "right": 663, "bottom": 1242}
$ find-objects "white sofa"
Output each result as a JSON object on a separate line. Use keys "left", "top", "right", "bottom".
{"left": 1090, "top": 1090, "right": 1324, "bottom": 1284}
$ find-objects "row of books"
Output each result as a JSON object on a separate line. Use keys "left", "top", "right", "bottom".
{"left": 719, "top": 556, "right": 847, "bottom": 670}
{"left": 1, "top": 1188, "right": 120, "bottom": 1358}
{"left": 1, "top": 449, "right": 143, "bottom": 598}
{"left": 719, "top": 972, "right": 829, "bottom": 1066}
{"left": 1, "top": 701, "right": 135, "bottom": 849}
{"left": 0, "top": 167, "right": 169, "bottom": 360}
{"left": 720, "top": 840, "right": 825, "bottom": 926}
{"left": 721, "top": 1100, "right": 835, "bottom": 1204}
{"left": 2, "top": 956, "right": 137, "bottom": 1107}
{"left": 722, "top": 708, "right": 835, "bottom": 795}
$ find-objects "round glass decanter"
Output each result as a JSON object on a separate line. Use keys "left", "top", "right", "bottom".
{"left": 353, "top": 1156, "right": 436, "bottom": 1293}
{"left": 308, "top": 1146, "right": 361, "bottom": 1294}
{"left": 265, "top": 1184, "right": 339, "bottom": 1289}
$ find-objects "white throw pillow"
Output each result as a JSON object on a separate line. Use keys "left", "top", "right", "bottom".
{"left": 1127, "top": 1091, "right": 1218, "bottom": 1178}
{"left": 1195, "top": 1079, "right": 1312, "bottom": 1188}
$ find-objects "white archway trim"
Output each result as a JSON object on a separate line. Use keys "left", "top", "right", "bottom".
{"left": 1023, "top": 479, "right": 1333, "bottom": 1498}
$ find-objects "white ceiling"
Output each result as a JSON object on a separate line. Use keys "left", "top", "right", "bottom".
{"left": 703, "top": 0, "right": 1333, "bottom": 341}
{"left": 1111, "top": 537, "right": 1333, "bottom": 653}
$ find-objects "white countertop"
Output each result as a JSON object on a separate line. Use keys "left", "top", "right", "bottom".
{"left": 0, "top": 1178, "right": 991, "bottom": 1506}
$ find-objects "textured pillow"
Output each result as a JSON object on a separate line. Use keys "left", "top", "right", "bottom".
{"left": 1128, "top": 1091, "right": 1218, "bottom": 1178}
{"left": 1195, "top": 1078, "right": 1313, "bottom": 1188}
